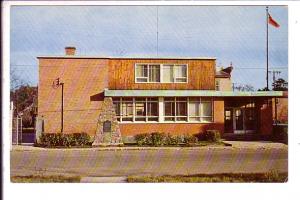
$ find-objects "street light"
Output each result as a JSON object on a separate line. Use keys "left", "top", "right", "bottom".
{"left": 52, "top": 78, "right": 64, "bottom": 133}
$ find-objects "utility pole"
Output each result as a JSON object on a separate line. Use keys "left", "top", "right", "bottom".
{"left": 61, "top": 82, "right": 64, "bottom": 133}
{"left": 156, "top": 6, "right": 159, "bottom": 57}
{"left": 53, "top": 78, "right": 64, "bottom": 133}
{"left": 268, "top": 70, "right": 281, "bottom": 89}
{"left": 268, "top": 69, "right": 281, "bottom": 125}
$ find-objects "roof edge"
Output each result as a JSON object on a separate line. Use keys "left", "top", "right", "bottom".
{"left": 104, "top": 89, "right": 284, "bottom": 97}
{"left": 37, "top": 55, "right": 217, "bottom": 60}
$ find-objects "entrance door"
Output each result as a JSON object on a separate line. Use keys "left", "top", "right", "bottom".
{"left": 224, "top": 108, "right": 233, "bottom": 133}
{"left": 234, "top": 108, "right": 244, "bottom": 134}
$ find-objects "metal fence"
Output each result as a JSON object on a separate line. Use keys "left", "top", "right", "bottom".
{"left": 12, "top": 117, "right": 22, "bottom": 145}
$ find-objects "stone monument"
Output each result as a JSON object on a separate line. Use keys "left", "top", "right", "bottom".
{"left": 92, "top": 97, "right": 123, "bottom": 146}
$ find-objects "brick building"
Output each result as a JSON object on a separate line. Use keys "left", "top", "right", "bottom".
{"left": 38, "top": 47, "right": 286, "bottom": 145}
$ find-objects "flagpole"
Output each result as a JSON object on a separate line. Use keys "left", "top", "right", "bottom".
{"left": 266, "top": 6, "right": 269, "bottom": 90}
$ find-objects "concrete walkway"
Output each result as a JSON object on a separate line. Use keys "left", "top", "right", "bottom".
{"left": 224, "top": 141, "right": 288, "bottom": 150}
{"left": 11, "top": 141, "right": 287, "bottom": 152}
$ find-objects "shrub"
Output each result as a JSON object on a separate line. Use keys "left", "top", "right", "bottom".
{"left": 38, "top": 132, "right": 91, "bottom": 147}
{"left": 151, "top": 132, "right": 166, "bottom": 146}
{"left": 183, "top": 135, "right": 198, "bottom": 144}
{"left": 135, "top": 132, "right": 166, "bottom": 146}
{"left": 135, "top": 133, "right": 198, "bottom": 146}
{"left": 72, "top": 132, "right": 91, "bottom": 146}
{"left": 204, "top": 130, "right": 221, "bottom": 142}
{"left": 135, "top": 133, "right": 149, "bottom": 146}
{"left": 165, "top": 134, "right": 180, "bottom": 145}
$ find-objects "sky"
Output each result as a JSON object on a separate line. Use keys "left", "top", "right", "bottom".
{"left": 10, "top": 5, "right": 288, "bottom": 90}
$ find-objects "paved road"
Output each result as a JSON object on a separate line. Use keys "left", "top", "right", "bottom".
{"left": 10, "top": 146, "right": 288, "bottom": 177}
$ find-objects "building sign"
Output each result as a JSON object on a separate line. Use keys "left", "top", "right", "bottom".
{"left": 103, "top": 120, "right": 111, "bottom": 133}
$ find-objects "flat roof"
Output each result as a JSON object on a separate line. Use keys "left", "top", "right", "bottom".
{"left": 37, "top": 55, "right": 217, "bottom": 60}
{"left": 104, "top": 89, "right": 284, "bottom": 97}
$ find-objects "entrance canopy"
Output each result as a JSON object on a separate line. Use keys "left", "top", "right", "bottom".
{"left": 104, "top": 89, "right": 284, "bottom": 98}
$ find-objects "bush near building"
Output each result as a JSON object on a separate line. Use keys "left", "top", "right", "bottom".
{"left": 134, "top": 130, "right": 221, "bottom": 146}
{"left": 37, "top": 132, "right": 92, "bottom": 147}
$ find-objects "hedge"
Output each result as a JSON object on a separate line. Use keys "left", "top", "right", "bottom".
{"left": 38, "top": 132, "right": 91, "bottom": 147}
{"left": 134, "top": 132, "right": 199, "bottom": 146}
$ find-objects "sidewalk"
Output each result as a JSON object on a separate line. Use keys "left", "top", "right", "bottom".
{"left": 11, "top": 141, "right": 287, "bottom": 151}
{"left": 224, "top": 141, "right": 288, "bottom": 150}
{"left": 11, "top": 144, "right": 232, "bottom": 151}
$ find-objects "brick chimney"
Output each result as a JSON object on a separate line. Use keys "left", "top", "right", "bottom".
{"left": 65, "top": 47, "right": 76, "bottom": 56}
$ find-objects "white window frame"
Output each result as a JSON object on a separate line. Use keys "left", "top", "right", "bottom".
{"left": 163, "top": 97, "right": 188, "bottom": 122}
{"left": 187, "top": 97, "right": 213, "bottom": 122}
{"left": 135, "top": 63, "right": 188, "bottom": 83}
{"left": 113, "top": 97, "right": 213, "bottom": 124}
{"left": 135, "top": 64, "right": 149, "bottom": 83}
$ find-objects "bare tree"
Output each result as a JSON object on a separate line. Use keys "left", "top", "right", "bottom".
{"left": 10, "top": 68, "right": 27, "bottom": 91}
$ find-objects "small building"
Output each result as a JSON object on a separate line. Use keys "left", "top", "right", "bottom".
{"left": 37, "top": 47, "right": 286, "bottom": 145}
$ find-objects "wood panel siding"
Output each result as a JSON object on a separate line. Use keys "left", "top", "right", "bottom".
{"left": 108, "top": 59, "right": 216, "bottom": 90}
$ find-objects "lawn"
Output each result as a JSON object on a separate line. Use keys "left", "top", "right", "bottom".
{"left": 11, "top": 171, "right": 287, "bottom": 183}
{"left": 11, "top": 175, "right": 81, "bottom": 183}
{"left": 127, "top": 171, "right": 288, "bottom": 183}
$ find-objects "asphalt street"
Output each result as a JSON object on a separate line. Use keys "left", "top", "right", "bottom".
{"left": 10, "top": 146, "right": 288, "bottom": 177}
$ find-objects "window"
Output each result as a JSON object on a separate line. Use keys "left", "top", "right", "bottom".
{"left": 215, "top": 80, "right": 220, "bottom": 91}
{"left": 113, "top": 97, "right": 212, "bottom": 123}
{"left": 174, "top": 65, "right": 187, "bottom": 82}
{"left": 149, "top": 65, "right": 160, "bottom": 82}
{"left": 135, "top": 98, "right": 146, "bottom": 121}
{"left": 164, "top": 97, "right": 175, "bottom": 121}
{"left": 135, "top": 64, "right": 187, "bottom": 83}
{"left": 162, "top": 65, "right": 174, "bottom": 82}
{"left": 121, "top": 98, "right": 133, "bottom": 121}
{"left": 164, "top": 97, "right": 187, "bottom": 121}
{"left": 135, "top": 64, "right": 148, "bottom": 82}
{"left": 113, "top": 97, "right": 158, "bottom": 122}
{"left": 188, "top": 97, "right": 213, "bottom": 122}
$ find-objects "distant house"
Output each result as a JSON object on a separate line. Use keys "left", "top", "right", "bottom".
{"left": 37, "top": 47, "right": 286, "bottom": 145}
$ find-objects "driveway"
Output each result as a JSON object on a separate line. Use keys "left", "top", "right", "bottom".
{"left": 10, "top": 144, "right": 288, "bottom": 177}
{"left": 224, "top": 141, "right": 288, "bottom": 149}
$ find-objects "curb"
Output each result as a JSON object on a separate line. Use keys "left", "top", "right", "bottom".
{"left": 11, "top": 145, "right": 234, "bottom": 151}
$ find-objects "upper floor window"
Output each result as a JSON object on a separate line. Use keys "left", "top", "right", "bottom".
{"left": 215, "top": 80, "right": 220, "bottom": 91}
{"left": 135, "top": 64, "right": 188, "bottom": 83}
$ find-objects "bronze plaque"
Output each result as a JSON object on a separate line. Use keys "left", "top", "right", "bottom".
{"left": 103, "top": 121, "right": 111, "bottom": 132}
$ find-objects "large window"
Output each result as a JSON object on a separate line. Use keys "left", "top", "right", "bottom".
{"left": 113, "top": 97, "right": 212, "bottom": 123}
{"left": 113, "top": 97, "right": 158, "bottom": 122}
{"left": 135, "top": 64, "right": 187, "bottom": 83}
{"left": 164, "top": 97, "right": 188, "bottom": 121}
{"left": 188, "top": 97, "right": 213, "bottom": 122}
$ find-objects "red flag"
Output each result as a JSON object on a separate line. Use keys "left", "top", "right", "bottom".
{"left": 268, "top": 14, "right": 280, "bottom": 28}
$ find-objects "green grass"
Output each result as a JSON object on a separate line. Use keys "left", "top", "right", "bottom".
{"left": 11, "top": 175, "right": 81, "bottom": 183}
{"left": 127, "top": 171, "right": 288, "bottom": 183}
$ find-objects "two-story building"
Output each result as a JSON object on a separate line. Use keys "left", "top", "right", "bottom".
{"left": 37, "top": 47, "right": 285, "bottom": 145}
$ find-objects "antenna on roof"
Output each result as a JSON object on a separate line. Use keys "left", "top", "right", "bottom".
{"left": 156, "top": 6, "right": 159, "bottom": 57}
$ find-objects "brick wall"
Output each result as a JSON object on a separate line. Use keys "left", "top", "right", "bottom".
{"left": 38, "top": 58, "right": 109, "bottom": 135}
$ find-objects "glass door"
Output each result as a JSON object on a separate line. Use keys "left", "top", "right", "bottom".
{"left": 224, "top": 108, "right": 233, "bottom": 133}
{"left": 233, "top": 108, "right": 244, "bottom": 134}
